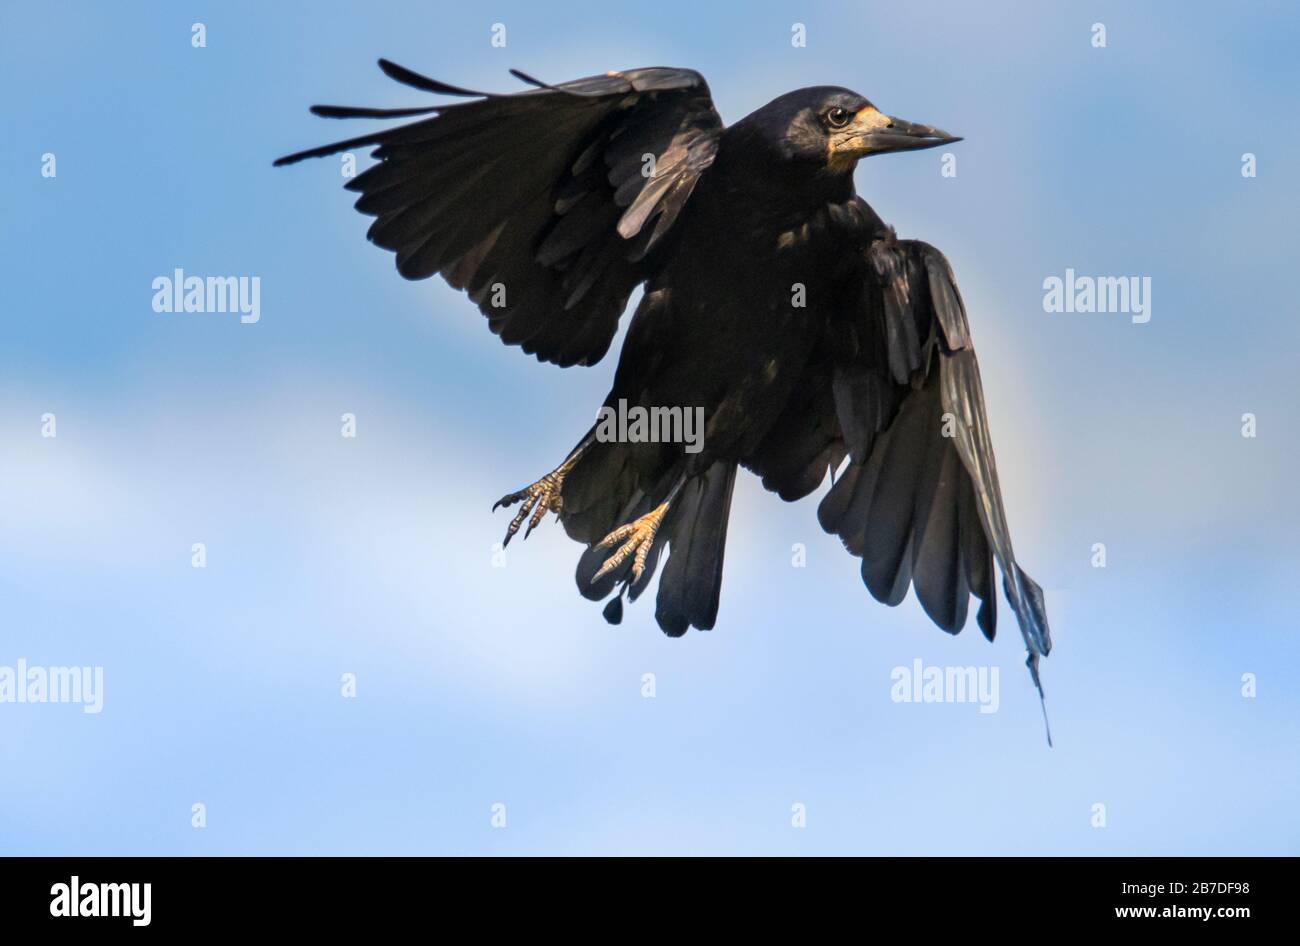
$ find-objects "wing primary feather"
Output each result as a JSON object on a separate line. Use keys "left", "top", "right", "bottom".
{"left": 509, "top": 68, "right": 603, "bottom": 98}
{"left": 377, "top": 58, "right": 492, "bottom": 97}
{"left": 310, "top": 104, "right": 442, "bottom": 119}
{"left": 273, "top": 131, "right": 391, "bottom": 166}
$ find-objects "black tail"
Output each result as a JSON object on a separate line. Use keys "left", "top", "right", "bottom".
{"left": 655, "top": 462, "right": 736, "bottom": 634}
{"left": 568, "top": 454, "right": 735, "bottom": 636}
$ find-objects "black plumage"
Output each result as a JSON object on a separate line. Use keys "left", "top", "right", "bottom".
{"left": 276, "top": 61, "right": 1053, "bottom": 715}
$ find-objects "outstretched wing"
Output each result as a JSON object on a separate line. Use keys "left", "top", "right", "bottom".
{"left": 745, "top": 226, "right": 1052, "bottom": 695}
{"left": 275, "top": 60, "right": 723, "bottom": 367}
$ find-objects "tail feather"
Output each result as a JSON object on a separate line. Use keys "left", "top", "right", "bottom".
{"left": 655, "top": 462, "right": 736, "bottom": 635}
{"left": 561, "top": 439, "right": 646, "bottom": 547}
{"left": 569, "top": 457, "right": 736, "bottom": 635}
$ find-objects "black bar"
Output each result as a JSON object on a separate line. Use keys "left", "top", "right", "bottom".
{"left": 0, "top": 856, "right": 1285, "bottom": 932}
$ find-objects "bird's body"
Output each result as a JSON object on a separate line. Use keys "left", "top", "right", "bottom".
{"left": 612, "top": 181, "right": 854, "bottom": 466}
{"left": 276, "top": 62, "right": 1053, "bottom": 719}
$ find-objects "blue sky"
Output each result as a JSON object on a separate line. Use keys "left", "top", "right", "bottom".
{"left": 1, "top": 0, "right": 1297, "bottom": 854}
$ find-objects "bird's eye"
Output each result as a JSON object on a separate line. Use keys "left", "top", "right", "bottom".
{"left": 826, "top": 107, "right": 852, "bottom": 128}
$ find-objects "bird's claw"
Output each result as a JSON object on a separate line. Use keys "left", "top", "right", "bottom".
{"left": 591, "top": 501, "right": 670, "bottom": 585}
{"left": 495, "top": 470, "right": 566, "bottom": 547}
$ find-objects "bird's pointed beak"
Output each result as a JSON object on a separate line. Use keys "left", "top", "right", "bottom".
{"left": 836, "top": 106, "right": 961, "bottom": 160}
{"left": 867, "top": 113, "right": 962, "bottom": 153}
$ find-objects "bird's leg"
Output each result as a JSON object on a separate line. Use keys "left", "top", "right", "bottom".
{"left": 591, "top": 474, "right": 688, "bottom": 585}
{"left": 494, "top": 439, "right": 590, "bottom": 547}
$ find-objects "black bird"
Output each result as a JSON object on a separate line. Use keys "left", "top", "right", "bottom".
{"left": 276, "top": 61, "right": 1052, "bottom": 712}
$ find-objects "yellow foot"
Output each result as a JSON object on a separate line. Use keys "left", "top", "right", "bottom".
{"left": 591, "top": 501, "right": 670, "bottom": 585}
{"left": 495, "top": 454, "right": 582, "bottom": 546}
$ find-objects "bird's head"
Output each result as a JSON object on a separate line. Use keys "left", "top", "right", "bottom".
{"left": 742, "top": 87, "right": 961, "bottom": 176}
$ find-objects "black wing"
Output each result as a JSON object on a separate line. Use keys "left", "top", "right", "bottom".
{"left": 746, "top": 225, "right": 1052, "bottom": 699}
{"left": 275, "top": 60, "right": 723, "bottom": 367}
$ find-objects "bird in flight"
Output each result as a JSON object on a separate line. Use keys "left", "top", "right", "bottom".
{"left": 276, "top": 60, "right": 1052, "bottom": 718}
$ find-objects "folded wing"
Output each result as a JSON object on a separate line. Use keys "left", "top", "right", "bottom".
{"left": 746, "top": 227, "right": 1051, "bottom": 694}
